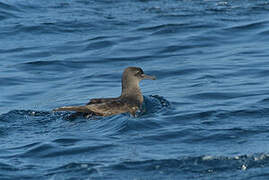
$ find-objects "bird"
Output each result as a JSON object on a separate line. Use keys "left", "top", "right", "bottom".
{"left": 53, "top": 67, "right": 156, "bottom": 117}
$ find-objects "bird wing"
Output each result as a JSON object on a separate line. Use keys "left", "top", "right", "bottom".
{"left": 86, "top": 99, "right": 130, "bottom": 116}
{"left": 87, "top": 97, "right": 119, "bottom": 105}
{"left": 53, "top": 99, "right": 131, "bottom": 116}
{"left": 53, "top": 105, "right": 92, "bottom": 113}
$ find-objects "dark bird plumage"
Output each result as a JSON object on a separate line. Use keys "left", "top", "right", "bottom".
{"left": 53, "top": 67, "right": 156, "bottom": 117}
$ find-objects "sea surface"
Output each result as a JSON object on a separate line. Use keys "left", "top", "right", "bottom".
{"left": 1, "top": 0, "right": 269, "bottom": 179}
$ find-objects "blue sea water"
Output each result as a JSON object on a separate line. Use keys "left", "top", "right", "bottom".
{"left": 1, "top": 0, "right": 269, "bottom": 179}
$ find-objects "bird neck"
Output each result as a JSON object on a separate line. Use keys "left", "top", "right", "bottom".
{"left": 120, "top": 76, "right": 143, "bottom": 105}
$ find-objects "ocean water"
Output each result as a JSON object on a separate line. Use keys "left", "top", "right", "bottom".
{"left": 1, "top": 0, "right": 269, "bottom": 179}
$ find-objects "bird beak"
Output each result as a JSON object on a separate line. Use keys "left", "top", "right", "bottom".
{"left": 141, "top": 74, "right": 156, "bottom": 80}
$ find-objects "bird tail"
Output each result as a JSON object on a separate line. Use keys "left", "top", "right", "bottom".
{"left": 53, "top": 106, "right": 91, "bottom": 113}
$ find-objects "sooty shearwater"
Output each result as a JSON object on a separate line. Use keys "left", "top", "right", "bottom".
{"left": 53, "top": 67, "right": 156, "bottom": 117}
